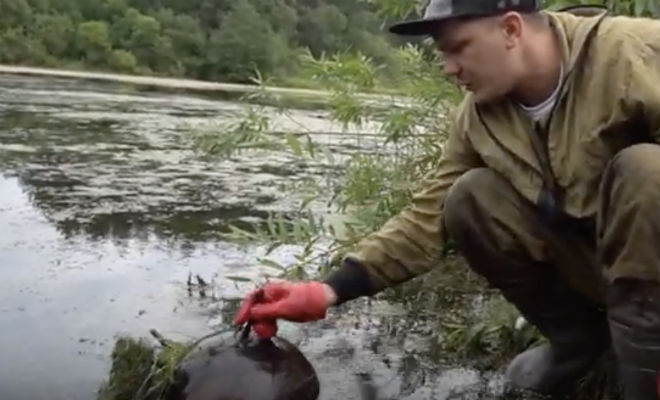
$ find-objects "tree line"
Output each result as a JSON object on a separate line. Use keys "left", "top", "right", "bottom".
{"left": 0, "top": 0, "right": 400, "bottom": 83}
{"left": 0, "top": 0, "right": 656, "bottom": 85}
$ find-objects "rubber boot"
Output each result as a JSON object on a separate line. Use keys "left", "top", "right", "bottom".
{"left": 607, "top": 279, "right": 660, "bottom": 400}
{"left": 502, "top": 269, "right": 611, "bottom": 395}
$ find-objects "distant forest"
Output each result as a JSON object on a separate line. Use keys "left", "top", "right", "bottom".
{"left": 0, "top": 0, "right": 403, "bottom": 83}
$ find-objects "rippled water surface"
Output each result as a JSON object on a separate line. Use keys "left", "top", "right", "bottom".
{"left": 0, "top": 74, "right": 501, "bottom": 400}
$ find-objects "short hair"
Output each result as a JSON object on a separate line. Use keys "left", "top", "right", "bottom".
{"left": 521, "top": 11, "right": 549, "bottom": 29}
{"left": 428, "top": 11, "right": 548, "bottom": 42}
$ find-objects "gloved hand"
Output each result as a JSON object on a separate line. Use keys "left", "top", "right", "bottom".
{"left": 232, "top": 288, "right": 278, "bottom": 338}
{"left": 233, "top": 281, "right": 334, "bottom": 338}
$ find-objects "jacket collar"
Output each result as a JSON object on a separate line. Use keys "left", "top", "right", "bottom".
{"left": 470, "top": 10, "right": 609, "bottom": 176}
{"left": 544, "top": 10, "right": 609, "bottom": 95}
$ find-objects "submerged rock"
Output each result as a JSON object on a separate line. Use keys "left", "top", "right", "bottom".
{"left": 165, "top": 331, "right": 320, "bottom": 400}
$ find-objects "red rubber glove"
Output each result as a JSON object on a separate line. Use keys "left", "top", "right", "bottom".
{"left": 232, "top": 288, "right": 278, "bottom": 338}
{"left": 233, "top": 282, "right": 330, "bottom": 338}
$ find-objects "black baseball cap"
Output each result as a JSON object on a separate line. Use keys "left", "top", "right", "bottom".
{"left": 389, "top": 0, "right": 540, "bottom": 36}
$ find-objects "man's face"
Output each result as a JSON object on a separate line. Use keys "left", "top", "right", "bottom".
{"left": 433, "top": 14, "right": 522, "bottom": 103}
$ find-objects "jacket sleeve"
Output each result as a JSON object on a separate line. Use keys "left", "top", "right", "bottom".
{"left": 624, "top": 18, "right": 660, "bottom": 142}
{"left": 324, "top": 101, "right": 484, "bottom": 304}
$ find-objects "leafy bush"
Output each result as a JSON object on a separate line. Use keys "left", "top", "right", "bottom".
{"left": 108, "top": 49, "right": 138, "bottom": 72}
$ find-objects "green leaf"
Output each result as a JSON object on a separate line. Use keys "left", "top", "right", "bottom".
{"left": 258, "top": 258, "right": 287, "bottom": 271}
{"left": 293, "top": 220, "right": 304, "bottom": 242}
{"left": 227, "top": 224, "right": 258, "bottom": 240}
{"left": 277, "top": 215, "right": 288, "bottom": 242}
{"left": 321, "top": 145, "right": 335, "bottom": 164}
{"left": 328, "top": 223, "right": 336, "bottom": 237}
{"left": 285, "top": 133, "right": 303, "bottom": 156}
{"left": 266, "top": 214, "right": 278, "bottom": 237}
{"left": 465, "top": 323, "right": 486, "bottom": 351}
{"left": 305, "top": 134, "right": 316, "bottom": 158}
{"left": 299, "top": 195, "right": 317, "bottom": 211}
{"left": 225, "top": 275, "right": 252, "bottom": 282}
{"left": 303, "top": 236, "right": 320, "bottom": 255}
{"left": 265, "top": 241, "right": 282, "bottom": 255}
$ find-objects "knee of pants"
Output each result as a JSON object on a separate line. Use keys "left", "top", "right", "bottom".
{"left": 444, "top": 168, "right": 502, "bottom": 239}
{"left": 598, "top": 143, "right": 660, "bottom": 282}
{"left": 604, "top": 143, "right": 660, "bottom": 189}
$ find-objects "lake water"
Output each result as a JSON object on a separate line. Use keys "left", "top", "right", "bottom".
{"left": 0, "top": 73, "right": 505, "bottom": 400}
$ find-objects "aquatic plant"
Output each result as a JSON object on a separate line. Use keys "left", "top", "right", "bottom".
{"left": 97, "top": 334, "right": 182, "bottom": 400}
{"left": 98, "top": 327, "right": 236, "bottom": 400}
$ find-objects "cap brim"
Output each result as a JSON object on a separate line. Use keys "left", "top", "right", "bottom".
{"left": 388, "top": 18, "right": 447, "bottom": 36}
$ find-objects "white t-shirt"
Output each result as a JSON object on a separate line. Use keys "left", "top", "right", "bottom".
{"left": 519, "top": 65, "right": 563, "bottom": 123}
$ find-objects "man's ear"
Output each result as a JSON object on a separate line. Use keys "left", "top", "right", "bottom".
{"left": 499, "top": 12, "right": 523, "bottom": 48}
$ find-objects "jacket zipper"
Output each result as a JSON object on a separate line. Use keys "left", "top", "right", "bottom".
{"left": 475, "top": 106, "right": 543, "bottom": 177}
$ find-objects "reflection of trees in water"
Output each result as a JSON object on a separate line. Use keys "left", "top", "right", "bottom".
{"left": 20, "top": 171, "right": 273, "bottom": 243}
{"left": 12, "top": 163, "right": 284, "bottom": 246}
{"left": 5, "top": 119, "right": 281, "bottom": 244}
{"left": 55, "top": 208, "right": 271, "bottom": 241}
{"left": 0, "top": 109, "right": 144, "bottom": 146}
{"left": 0, "top": 109, "right": 50, "bottom": 131}
{"left": 1, "top": 89, "right": 312, "bottom": 249}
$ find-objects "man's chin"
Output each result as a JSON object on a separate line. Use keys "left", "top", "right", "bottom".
{"left": 471, "top": 89, "right": 505, "bottom": 105}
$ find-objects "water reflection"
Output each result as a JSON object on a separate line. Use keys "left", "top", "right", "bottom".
{"left": 0, "top": 73, "right": 381, "bottom": 241}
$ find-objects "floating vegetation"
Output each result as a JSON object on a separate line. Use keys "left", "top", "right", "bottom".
{"left": 97, "top": 330, "right": 205, "bottom": 400}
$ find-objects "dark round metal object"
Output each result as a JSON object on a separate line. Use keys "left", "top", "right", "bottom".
{"left": 165, "top": 329, "right": 320, "bottom": 400}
